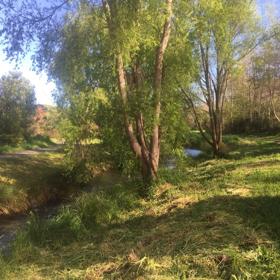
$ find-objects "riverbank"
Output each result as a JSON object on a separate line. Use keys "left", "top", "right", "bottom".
{"left": 0, "top": 147, "right": 72, "bottom": 216}
{"left": 1, "top": 134, "right": 280, "bottom": 279}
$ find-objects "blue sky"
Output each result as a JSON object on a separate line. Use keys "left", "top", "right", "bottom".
{"left": 0, "top": 0, "right": 278, "bottom": 106}
{"left": 257, "top": 0, "right": 279, "bottom": 25}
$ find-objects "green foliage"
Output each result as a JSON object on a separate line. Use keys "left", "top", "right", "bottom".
{"left": 57, "top": 89, "right": 106, "bottom": 182}
{"left": 50, "top": 1, "right": 192, "bottom": 181}
{"left": 191, "top": 0, "right": 259, "bottom": 65}
{"left": 0, "top": 72, "right": 36, "bottom": 144}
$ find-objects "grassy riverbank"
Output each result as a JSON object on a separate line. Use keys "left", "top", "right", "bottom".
{"left": 1, "top": 134, "right": 280, "bottom": 279}
{"left": 0, "top": 148, "right": 71, "bottom": 215}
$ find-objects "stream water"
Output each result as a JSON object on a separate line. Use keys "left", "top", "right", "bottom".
{"left": 0, "top": 202, "right": 62, "bottom": 254}
{"left": 165, "top": 148, "right": 203, "bottom": 169}
{"left": 185, "top": 148, "right": 203, "bottom": 157}
{"left": 0, "top": 215, "right": 26, "bottom": 253}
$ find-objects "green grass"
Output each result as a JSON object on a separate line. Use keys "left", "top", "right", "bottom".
{"left": 0, "top": 150, "right": 72, "bottom": 215}
{"left": 2, "top": 134, "right": 280, "bottom": 279}
{"left": 0, "top": 135, "right": 55, "bottom": 154}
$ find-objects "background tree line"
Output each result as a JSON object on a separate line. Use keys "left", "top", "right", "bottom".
{"left": 224, "top": 36, "right": 280, "bottom": 133}
{"left": 0, "top": 71, "right": 60, "bottom": 146}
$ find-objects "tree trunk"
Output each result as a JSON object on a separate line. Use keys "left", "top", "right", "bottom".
{"left": 149, "top": 0, "right": 173, "bottom": 180}
{"left": 103, "top": 0, "right": 172, "bottom": 184}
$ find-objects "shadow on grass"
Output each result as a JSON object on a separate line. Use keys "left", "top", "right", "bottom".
{"left": 13, "top": 194, "right": 280, "bottom": 279}
{"left": 116, "top": 195, "right": 280, "bottom": 254}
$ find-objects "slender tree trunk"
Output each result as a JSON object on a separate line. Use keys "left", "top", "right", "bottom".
{"left": 149, "top": 0, "right": 173, "bottom": 180}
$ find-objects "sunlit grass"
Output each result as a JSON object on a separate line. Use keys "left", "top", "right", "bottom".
{"left": 0, "top": 151, "right": 69, "bottom": 215}
{"left": 2, "top": 134, "right": 280, "bottom": 279}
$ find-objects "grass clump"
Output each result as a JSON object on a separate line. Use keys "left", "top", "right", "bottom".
{"left": 23, "top": 209, "right": 86, "bottom": 247}
{"left": 77, "top": 185, "right": 138, "bottom": 228}
{"left": 15, "top": 184, "right": 140, "bottom": 249}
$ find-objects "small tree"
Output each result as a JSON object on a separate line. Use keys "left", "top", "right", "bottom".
{"left": 181, "top": 0, "right": 260, "bottom": 155}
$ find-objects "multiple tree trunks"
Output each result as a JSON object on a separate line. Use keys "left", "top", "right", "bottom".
{"left": 102, "top": 0, "right": 173, "bottom": 181}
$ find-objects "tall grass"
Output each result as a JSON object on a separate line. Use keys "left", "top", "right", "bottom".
{"left": 14, "top": 184, "right": 139, "bottom": 248}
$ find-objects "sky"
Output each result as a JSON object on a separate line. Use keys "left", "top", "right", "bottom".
{"left": 0, "top": 0, "right": 278, "bottom": 106}
{"left": 0, "top": 50, "right": 56, "bottom": 105}
{"left": 257, "top": 0, "right": 280, "bottom": 25}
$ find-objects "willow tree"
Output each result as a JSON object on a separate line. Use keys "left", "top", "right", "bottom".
{"left": 99, "top": 0, "right": 173, "bottom": 180}
{"left": 1, "top": 0, "right": 185, "bottom": 183}
{"left": 58, "top": 0, "right": 176, "bottom": 182}
{"left": 181, "top": 0, "right": 260, "bottom": 155}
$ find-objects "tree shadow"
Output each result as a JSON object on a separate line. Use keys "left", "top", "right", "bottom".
{"left": 227, "top": 140, "right": 280, "bottom": 160}
{"left": 114, "top": 195, "right": 280, "bottom": 254}
{"left": 19, "top": 194, "right": 280, "bottom": 279}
